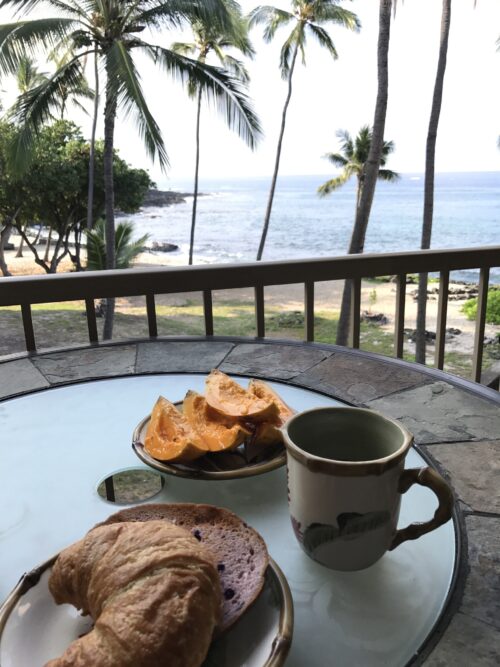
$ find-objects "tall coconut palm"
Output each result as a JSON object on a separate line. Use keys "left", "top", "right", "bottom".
{"left": 0, "top": 0, "right": 260, "bottom": 339}
{"left": 415, "top": 0, "right": 452, "bottom": 364}
{"left": 172, "top": 7, "right": 255, "bottom": 265}
{"left": 318, "top": 126, "right": 398, "bottom": 206}
{"left": 335, "top": 0, "right": 392, "bottom": 346}
{"left": 249, "top": 0, "right": 360, "bottom": 261}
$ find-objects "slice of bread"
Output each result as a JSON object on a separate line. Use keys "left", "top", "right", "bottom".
{"left": 98, "top": 503, "right": 269, "bottom": 633}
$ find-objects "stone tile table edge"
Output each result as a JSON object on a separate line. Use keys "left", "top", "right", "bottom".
{"left": 0, "top": 357, "right": 49, "bottom": 399}
{"left": 136, "top": 340, "right": 235, "bottom": 374}
{"left": 31, "top": 345, "right": 137, "bottom": 384}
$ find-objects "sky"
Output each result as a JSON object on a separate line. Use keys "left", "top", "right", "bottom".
{"left": 1, "top": 0, "right": 500, "bottom": 186}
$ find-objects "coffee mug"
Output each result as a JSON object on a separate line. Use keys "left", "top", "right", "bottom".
{"left": 282, "top": 407, "right": 454, "bottom": 571}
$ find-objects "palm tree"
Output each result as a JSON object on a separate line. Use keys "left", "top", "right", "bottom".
{"left": 249, "top": 0, "right": 360, "bottom": 261}
{"left": 415, "top": 0, "right": 452, "bottom": 364}
{"left": 86, "top": 219, "right": 149, "bottom": 271}
{"left": 0, "top": 0, "right": 260, "bottom": 340}
{"left": 335, "top": 0, "right": 393, "bottom": 346}
{"left": 318, "top": 126, "right": 398, "bottom": 203}
{"left": 319, "top": 126, "right": 398, "bottom": 342}
{"left": 172, "top": 7, "right": 255, "bottom": 265}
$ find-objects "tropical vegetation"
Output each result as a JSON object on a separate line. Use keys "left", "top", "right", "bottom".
{"left": 462, "top": 290, "right": 500, "bottom": 326}
{"left": 318, "top": 125, "right": 398, "bottom": 345}
{"left": 0, "top": 120, "right": 152, "bottom": 275}
{"left": 0, "top": 0, "right": 260, "bottom": 338}
{"left": 86, "top": 220, "right": 149, "bottom": 272}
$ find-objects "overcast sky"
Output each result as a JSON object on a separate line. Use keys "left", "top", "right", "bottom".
{"left": 2, "top": 0, "right": 500, "bottom": 185}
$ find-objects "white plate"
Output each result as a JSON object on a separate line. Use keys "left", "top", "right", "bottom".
{"left": 0, "top": 557, "right": 293, "bottom": 667}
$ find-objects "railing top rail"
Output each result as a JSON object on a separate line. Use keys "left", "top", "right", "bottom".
{"left": 1, "top": 246, "right": 499, "bottom": 307}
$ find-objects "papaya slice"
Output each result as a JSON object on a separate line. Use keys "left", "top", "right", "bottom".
{"left": 183, "top": 390, "right": 249, "bottom": 452}
{"left": 205, "top": 370, "right": 279, "bottom": 422}
{"left": 144, "top": 396, "right": 207, "bottom": 462}
{"left": 248, "top": 379, "right": 295, "bottom": 445}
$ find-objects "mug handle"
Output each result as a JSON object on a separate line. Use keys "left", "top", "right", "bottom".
{"left": 389, "top": 467, "right": 454, "bottom": 551}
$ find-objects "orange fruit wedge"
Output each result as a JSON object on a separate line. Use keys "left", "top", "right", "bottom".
{"left": 183, "top": 390, "right": 250, "bottom": 452}
{"left": 205, "top": 370, "right": 279, "bottom": 422}
{"left": 248, "top": 379, "right": 295, "bottom": 445}
{"left": 144, "top": 396, "right": 207, "bottom": 462}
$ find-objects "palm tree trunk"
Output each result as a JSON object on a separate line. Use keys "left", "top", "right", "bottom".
{"left": 87, "top": 47, "right": 99, "bottom": 231}
{"left": 189, "top": 88, "right": 203, "bottom": 266}
{"left": 102, "top": 71, "right": 117, "bottom": 341}
{"left": 336, "top": 0, "right": 392, "bottom": 345}
{"left": 415, "top": 0, "right": 451, "bottom": 364}
{"left": 336, "top": 176, "right": 364, "bottom": 345}
{"left": 256, "top": 40, "right": 300, "bottom": 261}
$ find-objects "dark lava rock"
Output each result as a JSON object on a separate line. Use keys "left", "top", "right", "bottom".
{"left": 142, "top": 189, "right": 205, "bottom": 208}
{"left": 361, "top": 311, "right": 389, "bottom": 325}
{"left": 148, "top": 241, "right": 179, "bottom": 253}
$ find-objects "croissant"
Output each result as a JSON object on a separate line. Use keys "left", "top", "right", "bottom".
{"left": 45, "top": 520, "right": 222, "bottom": 667}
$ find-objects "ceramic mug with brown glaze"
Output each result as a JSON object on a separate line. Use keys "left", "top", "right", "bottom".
{"left": 282, "top": 406, "right": 454, "bottom": 571}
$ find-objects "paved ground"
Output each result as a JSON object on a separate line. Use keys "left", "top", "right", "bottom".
{"left": 1, "top": 337, "right": 499, "bottom": 665}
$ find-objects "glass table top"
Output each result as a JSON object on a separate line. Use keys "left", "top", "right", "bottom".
{"left": 0, "top": 374, "right": 458, "bottom": 666}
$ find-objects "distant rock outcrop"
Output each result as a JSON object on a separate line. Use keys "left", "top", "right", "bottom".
{"left": 149, "top": 241, "right": 179, "bottom": 253}
{"left": 142, "top": 189, "right": 199, "bottom": 207}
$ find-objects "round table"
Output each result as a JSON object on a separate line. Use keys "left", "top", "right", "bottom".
{"left": 0, "top": 337, "right": 498, "bottom": 665}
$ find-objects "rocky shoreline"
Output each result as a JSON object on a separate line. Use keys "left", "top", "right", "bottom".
{"left": 142, "top": 188, "right": 205, "bottom": 208}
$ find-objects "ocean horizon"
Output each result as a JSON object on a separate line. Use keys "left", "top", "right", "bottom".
{"left": 128, "top": 171, "right": 500, "bottom": 283}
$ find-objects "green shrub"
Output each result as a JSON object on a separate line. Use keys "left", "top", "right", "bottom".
{"left": 462, "top": 289, "right": 500, "bottom": 324}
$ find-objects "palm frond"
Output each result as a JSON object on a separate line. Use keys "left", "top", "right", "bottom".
{"left": 317, "top": 172, "right": 349, "bottom": 197}
{"left": 312, "top": 2, "right": 361, "bottom": 33}
{"left": 143, "top": 43, "right": 262, "bottom": 150}
{"left": 138, "top": 0, "right": 237, "bottom": 34}
{"left": 85, "top": 218, "right": 106, "bottom": 271}
{"left": 0, "top": 18, "right": 77, "bottom": 74}
{"left": 216, "top": 52, "right": 250, "bottom": 83}
{"left": 115, "top": 222, "right": 149, "bottom": 268}
{"left": 86, "top": 218, "right": 149, "bottom": 270}
{"left": 279, "top": 23, "right": 302, "bottom": 79}
{"left": 323, "top": 152, "right": 348, "bottom": 168}
{"left": 306, "top": 23, "right": 337, "bottom": 60}
{"left": 171, "top": 41, "right": 197, "bottom": 57}
{"left": 106, "top": 40, "right": 169, "bottom": 171}
{"left": 7, "top": 53, "right": 90, "bottom": 172}
{"left": 378, "top": 168, "right": 399, "bottom": 182}
{"left": 248, "top": 6, "right": 294, "bottom": 43}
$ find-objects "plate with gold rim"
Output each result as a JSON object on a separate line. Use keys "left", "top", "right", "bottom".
{"left": 0, "top": 556, "right": 293, "bottom": 667}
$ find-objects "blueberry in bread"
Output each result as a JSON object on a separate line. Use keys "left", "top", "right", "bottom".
{"left": 100, "top": 503, "right": 270, "bottom": 633}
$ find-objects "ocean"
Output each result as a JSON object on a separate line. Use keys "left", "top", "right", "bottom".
{"left": 127, "top": 172, "right": 500, "bottom": 283}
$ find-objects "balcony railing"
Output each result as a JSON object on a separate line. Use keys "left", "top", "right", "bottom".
{"left": 1, "top": 245, "right": 499, "bottom": 383}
